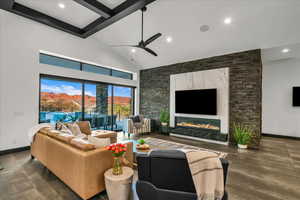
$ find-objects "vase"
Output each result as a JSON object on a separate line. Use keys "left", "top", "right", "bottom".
{"left": 112, "top": 157, "right": 123, "bottom": 175}
{"left": 238, "top": 144, "right": 248, "bottom": 149}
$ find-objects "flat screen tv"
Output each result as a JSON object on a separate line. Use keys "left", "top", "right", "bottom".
{"left": 293, "top": 87, "right": 300, "bottom": 106}
{"left": 175, "top": 89, "right": 217, "bottom": 115}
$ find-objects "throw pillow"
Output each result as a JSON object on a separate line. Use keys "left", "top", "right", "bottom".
{"left": 88, "top": 135, "right": 110, "bottom": 148}
{"left": 131, "top": 116, "right": 141, "bottom": 123}
{"left": 60, "top": 123, "right": 73, "bottom": 135}
{"left": 67, "top": 123, "right": 82, "bottom": 136}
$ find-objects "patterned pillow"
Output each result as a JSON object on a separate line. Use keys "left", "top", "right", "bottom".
{"left": 66, "top": 123, "right": 82, "bottom": 136}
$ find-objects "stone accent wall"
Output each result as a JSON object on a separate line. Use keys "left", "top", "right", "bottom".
{"left": 140, "top": 49, "right": 262, "bottom": 148}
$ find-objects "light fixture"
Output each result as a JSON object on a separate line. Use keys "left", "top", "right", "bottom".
{"left": 224, "top": 17, "right": 232, "bottom": 25}
{"left": 166, "top": 36, "right": 173, "bottom": 43}
{"left": 281, "top": 48, "right": 290, "bottom": 53}
{"left": 131, "top": 48, "right": 136, "bottom": 53}
{"left": 58, "top": 3, "right": 65, "bottom": 9}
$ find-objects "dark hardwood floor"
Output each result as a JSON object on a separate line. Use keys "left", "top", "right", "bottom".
{"left": 0, "top": 133, "right": 300, "bottom": 200}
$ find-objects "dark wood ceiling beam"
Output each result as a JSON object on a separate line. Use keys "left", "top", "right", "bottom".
{"left": 82, "top": 0, "right": 156, "bottom": 38}
{"left": 9, "top": 3, "right": 84, "bottom": 38}
{"left": 73, "top": 0, "right": 113, "bottom": 18}
{"left": 0, "top": 0, "right": 14, "bottom": 10}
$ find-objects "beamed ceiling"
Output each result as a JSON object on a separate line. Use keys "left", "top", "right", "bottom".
{"left": 0, "top": 0, "right": 157, "bottom": 38}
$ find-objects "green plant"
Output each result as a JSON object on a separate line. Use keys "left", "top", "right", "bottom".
{"left": 233, "top": 123, "right": 252, "bottom": 145}
{"left": 160, "top": 109, "right": 170, "bottom": 124}
{"left": 138, "top": 139, "right": 146, "bottom": 145}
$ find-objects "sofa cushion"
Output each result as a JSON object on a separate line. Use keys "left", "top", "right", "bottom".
{"left": 39, "top": 127, "right": 52, "bottom": 135}
{"left": 76, "top": 121, "right": 92, "bottom": 135}
{"left": 88, "top": 135, "right": 110, "bottom": 148}
{"left": 70, "top": 138, "right": 95, "bottom": 151}
{"left": 48, "top": 131, "right": 75, "bottom": 143}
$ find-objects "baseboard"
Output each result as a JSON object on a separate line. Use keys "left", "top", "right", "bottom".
{"left": 262, "top": 133, "right": 300, "bottom": 140}
{"left": 0, "top": 146, "right": 30, "bottom": 156}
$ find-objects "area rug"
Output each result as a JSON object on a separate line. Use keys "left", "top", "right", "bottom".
{"left": 143, "top": 137, "right": 227, "bottom": 158}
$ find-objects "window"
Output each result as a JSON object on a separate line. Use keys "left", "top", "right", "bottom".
{"left": 39, "top": 75, "right": 135, "bottom": 131}
{"left": 39, "top": 53, "right": 133, "bottom": 80}
{"left": 112, "top": 69, "right": 133, "bottom": 80}
{"left": 82, "top": 63, "right": 111, "bottom": 76}
{"left": 40, "top": 54, "right": 81, "bottom": 70}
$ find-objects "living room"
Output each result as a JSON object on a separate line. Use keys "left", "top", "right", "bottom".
{"left": 0, "top": 0, "right": 300, "bottom": 200}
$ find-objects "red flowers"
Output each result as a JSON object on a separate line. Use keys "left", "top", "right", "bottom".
{"left": 106, "top": 143, "right": 127, "bottom": 157}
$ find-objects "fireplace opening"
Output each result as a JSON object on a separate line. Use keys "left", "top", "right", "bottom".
{"left": 171, "top": 116, "right": 227, "bottom": 142}
{"left": 176, "top": 122, "right": 220, "bottom": 131}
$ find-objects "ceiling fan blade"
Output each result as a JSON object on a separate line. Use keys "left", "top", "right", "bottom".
{"left": 144, "top": 47, "right": 158, "bottom": 56}
{"left": 144, "top": 33, "right": 162, "bottom": 46}
{"left": 110, "top": 45, "right": 137, "bottom": 47}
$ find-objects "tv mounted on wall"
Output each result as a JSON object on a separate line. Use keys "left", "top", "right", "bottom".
{"left": 293, "top": 87, "right": 300, "bottom": 106}
{"left": 175, "top": 89, "right": 217, "bottom": 115}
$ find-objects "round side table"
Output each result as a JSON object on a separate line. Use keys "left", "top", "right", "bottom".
{"left": 104, "top": 167, "right": 134, "bottom": 200}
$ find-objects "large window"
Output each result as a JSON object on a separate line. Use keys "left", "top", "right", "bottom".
{"left": 40, "top": 53, "right": 133, "bottom": 80}
{"left": 39, "top": 75, "right": 135, "bottom": 131}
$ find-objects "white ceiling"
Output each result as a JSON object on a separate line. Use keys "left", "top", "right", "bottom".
{"left": 15, "top": 0, "right": 100, "bottom": 28}
{"left": 13, "top": 0, "right": 300, "bottom": 69}
{"left": 96, "top": 0, "right": 126, "bottom": 9}
{"left": 94, "top": 0, "right": 300, "bottom": 69}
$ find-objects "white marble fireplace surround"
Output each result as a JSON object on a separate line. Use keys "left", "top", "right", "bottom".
{"left": 170, "top": 68, "right": 229, "bottom": 135}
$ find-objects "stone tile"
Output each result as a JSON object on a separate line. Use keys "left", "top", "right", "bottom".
{"left": 1, "top": 134, "right": 300, "bottom": 200}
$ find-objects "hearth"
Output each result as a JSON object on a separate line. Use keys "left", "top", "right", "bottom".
{"left": 170, "top": 117, "right": 227, "bottom": 142}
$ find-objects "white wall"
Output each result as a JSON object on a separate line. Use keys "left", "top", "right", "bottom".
{"left": 170, "top": 68, "right": 229, "bottom": 134}
{"left": 263, "top": 58, "right": 300, "bottom": 138}
{"left": 0, "top": 10, "right": 139, "bottom": 151}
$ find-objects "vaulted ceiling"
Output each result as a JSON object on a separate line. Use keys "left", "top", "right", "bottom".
{"left": 1, "top": 0, "right": 300, "bottom": 69}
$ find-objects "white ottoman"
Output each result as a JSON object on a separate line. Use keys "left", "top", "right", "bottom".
{"left": 104, "top": 167, "right": 134, "bottom": 200}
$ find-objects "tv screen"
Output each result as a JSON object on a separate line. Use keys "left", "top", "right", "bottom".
{"left": 175, "top": 89, "right": 217, "bottom": 115}
{"left": 293, "top": 87, "right": 300, "bottom": 106}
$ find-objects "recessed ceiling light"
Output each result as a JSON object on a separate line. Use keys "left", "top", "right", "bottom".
{"left": 200, "top": 25, "right": 210, "bottom": 32}
{"left": 224, "top": 17, "right": 232, "bottom": 25}
{"left": 58, "top": 3, "right": 65, "bottom": 9}
{"left": 281, "top": 48, "right": 290, "bottom": 53}
{"left": 166, "top": 36, "right": 173, "bottom": 43}
{"left": 131, "top": 48, "right": 136, "bottom": 53}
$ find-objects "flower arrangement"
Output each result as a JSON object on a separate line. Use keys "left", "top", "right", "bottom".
{"left": 106, "top": 143, "right": 127, "bottom": 157}
{"left": 106, "top": 143, "right": 127, "bottom": 175}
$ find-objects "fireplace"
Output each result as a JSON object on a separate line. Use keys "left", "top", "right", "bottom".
{"left": 170, "top": 117, "right": 227, "bottom": 142}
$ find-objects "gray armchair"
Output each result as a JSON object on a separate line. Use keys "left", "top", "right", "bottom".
{"left": 123, "top": 115, "right": 151, "bottom": 137}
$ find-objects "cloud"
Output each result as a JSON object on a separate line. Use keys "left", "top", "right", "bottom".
{"left": 41, "top": 84, "right": 94, "bottom": 96}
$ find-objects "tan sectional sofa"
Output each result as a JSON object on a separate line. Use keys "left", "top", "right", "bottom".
{"left": 31, "top": 127, "right": 133, "bottom": 200}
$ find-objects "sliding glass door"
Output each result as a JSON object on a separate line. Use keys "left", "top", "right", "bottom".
{"left": 39, "top": 75, "right": 135, "bottom": 131}
{"left": 40, "top": 78, "right": 83, "bottom": 123}
{"left": 113, "top": 86, "right": 134, "bottom": 131}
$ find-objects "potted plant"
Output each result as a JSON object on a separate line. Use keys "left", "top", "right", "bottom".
{"left": 160, "top": 109, "right": 170, "bottom": 126}
{"left": 233, "top": 123, "right": 252, "bottom": 149}
{"left": 106, "top": 143, "right": 127, "bottom": 175}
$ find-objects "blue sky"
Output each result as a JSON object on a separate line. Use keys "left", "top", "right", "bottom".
{"left": 41, "top": 78, "right": 132, "bottom": 97}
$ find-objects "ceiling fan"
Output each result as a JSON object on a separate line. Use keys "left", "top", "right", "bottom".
{"left": 112, "top": 7, "right": 162, "bottom": 56}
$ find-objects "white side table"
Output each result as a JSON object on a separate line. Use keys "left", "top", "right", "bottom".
{"left": 104, "top": 167, "right": 134, "bottom": 200}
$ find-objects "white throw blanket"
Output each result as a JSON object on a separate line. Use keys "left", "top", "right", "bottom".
{"left": 28, "top": 123, "right": 51, "bottom": 144}
{"left": 182, "top": 149, "right": 224, "bottom": 200}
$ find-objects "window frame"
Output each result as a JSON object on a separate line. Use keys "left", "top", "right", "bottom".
{"left": 39, "top": 53, "right": 134, "bottom": 80}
